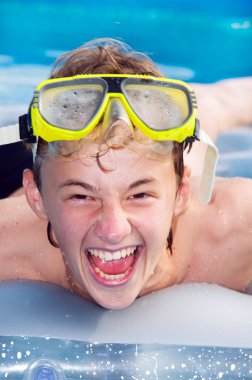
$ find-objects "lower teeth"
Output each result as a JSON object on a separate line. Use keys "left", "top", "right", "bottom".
{"left": 94, "top": 266, "right": 130, "bottom": 280}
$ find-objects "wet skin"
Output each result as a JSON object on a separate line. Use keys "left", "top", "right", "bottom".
{"left": 25, "top": 147, "right": 189, "bottom": 309}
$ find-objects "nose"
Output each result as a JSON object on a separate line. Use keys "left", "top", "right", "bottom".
{"left": 100, "top": 98, "right": 134, "bottom": 136}
{"left": 94, "top": 203, "right": 132, "bottom": 244}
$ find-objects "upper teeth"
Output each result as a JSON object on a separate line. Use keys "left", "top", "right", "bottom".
{"left": 88, "top": 247, "right": 136, "bottom": 261}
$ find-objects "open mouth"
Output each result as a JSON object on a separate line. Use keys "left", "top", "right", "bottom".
{"left": 86, "top": 246, "right": 141, "bottom": 285}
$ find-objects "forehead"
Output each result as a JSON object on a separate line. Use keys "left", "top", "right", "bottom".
{"left": 41, "top": 146, "right": 175, "bottom": 188}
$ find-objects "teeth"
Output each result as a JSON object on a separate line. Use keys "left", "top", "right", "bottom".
{"left": 88, "top": 246, "right": 136, "bottom": 262}
{"left": 104, "top": 251, "right": 113, "bottom": 261}
{"left": 94, "top": 265, "right": 130, "bottom": 280}
{"left": 121, "top": 249, "right": 127, "bottom": 258}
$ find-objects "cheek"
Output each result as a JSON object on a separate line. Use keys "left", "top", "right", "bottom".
{"left": 136, "top": 200, "right": 174, "bottom": 251}
{"left": 42, "top": 193, "right": 87, "bottom": 250}
{"left": 156, "top": 198, "right": 176, "bottom": 246}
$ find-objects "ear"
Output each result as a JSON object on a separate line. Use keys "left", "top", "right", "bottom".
{"left": 23, "top": 169, "right": 48, "bottom": 220}
{"left": 173, "top": 166, "right": 191, "bottom": 216}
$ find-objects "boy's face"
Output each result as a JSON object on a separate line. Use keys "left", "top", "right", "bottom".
{"left": 30, "top": 146, "right": 187, "bottom": 309}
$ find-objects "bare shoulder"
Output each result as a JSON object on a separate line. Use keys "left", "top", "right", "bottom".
{"left": 185, "top": 177, "right": 252, "bottom": 290}
{"left": 0, "top": 194, "right": 67, "bottom": 286}
{"left": 212, "top": 177, "right": 252, "bottom": 235}
{"left": 213, "top": 177, "right": 252, "bottom": 210}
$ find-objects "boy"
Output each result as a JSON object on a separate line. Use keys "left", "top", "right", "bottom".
{"left": 0, "top": 39, "right": 252, "bottom": 309}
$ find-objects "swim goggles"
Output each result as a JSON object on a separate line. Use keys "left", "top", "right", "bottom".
{"left": 19, "top": 74, "right": 200, "bottom": 143}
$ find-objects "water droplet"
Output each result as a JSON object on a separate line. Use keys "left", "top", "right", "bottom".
{"left": 17, "top": 351, "right": 22, "bottom": 359}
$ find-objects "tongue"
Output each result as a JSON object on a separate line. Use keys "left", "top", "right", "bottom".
{"left": 91, "top": 254, "right": 135, "bottom": 275}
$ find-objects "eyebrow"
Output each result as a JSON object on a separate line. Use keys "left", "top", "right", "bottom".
{"left": 59, "top": 177, "right": 157, "bottom": 192}
{"left": 127, "top": 177, "right": 157, "bottom": 191}
{"left": 59, "top": 179, "right": 98, "bottom": 192}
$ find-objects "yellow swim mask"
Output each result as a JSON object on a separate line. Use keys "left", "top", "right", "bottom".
{"left": 19, "top": 74, "right": 199, "bottom": 143}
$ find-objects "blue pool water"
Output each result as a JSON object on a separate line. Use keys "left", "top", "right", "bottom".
{"left": 1, "top": 336, "right": 251, "bottom": 380}
{"left": 0, "top": 0, "right": 252, "bottom": 124}
{"left": 1, "top": 0, "right": 252, "bottom": 81}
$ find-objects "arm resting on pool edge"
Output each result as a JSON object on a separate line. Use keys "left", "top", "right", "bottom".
{"left": 225, "top": 178, "right": 252, "bottom": 287}
{"left": 192, "top": 76, "right": 252, "bottom": 141}
{"left": 185, "top": 76, "right": 252, "bottom": 177}
{"left": 0, "top": 194, "right": 68, "bottom": 286}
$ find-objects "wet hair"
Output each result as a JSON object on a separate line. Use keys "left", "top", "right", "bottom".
{"left": 33, "top": 38, "right": 193, "bottom": 252}
{"left": 50, "top": 38, "right": 162, "bottom": 78}
{"left": 35, "top": 39, "right": 190, "bottom": 183}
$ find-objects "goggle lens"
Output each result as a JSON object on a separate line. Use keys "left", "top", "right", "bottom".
{"left": 123, "top": 83, "right": 190, "bottom": 131}
{"left": 40, "top": 84, "right": 105, "bottom": 131}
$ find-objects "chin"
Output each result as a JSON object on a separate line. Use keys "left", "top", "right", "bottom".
{"left": 93, "top": 291, "right": 138, "bottom": 310}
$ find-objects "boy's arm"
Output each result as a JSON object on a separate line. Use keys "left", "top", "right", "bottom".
{"left": 192, "top": 77, "right": 252, "bottom": 140}
{"left": 186, "top": 77, "right": 252, "bottom": 177}
{"left": 0, "top": 195, "right": 67, "bottom": 284}
{"left": 229, "top": 178, "right": 252, "bottom": 284}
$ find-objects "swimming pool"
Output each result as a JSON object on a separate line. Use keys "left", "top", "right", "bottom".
{"left": 1, "top": 281, "right": 252, "bottom": 379}
{"left": 0, "top": 0, "right": 252, "bottom": 126}
{"left": 0, "top": 1, "right": 252, "bottom": 378}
